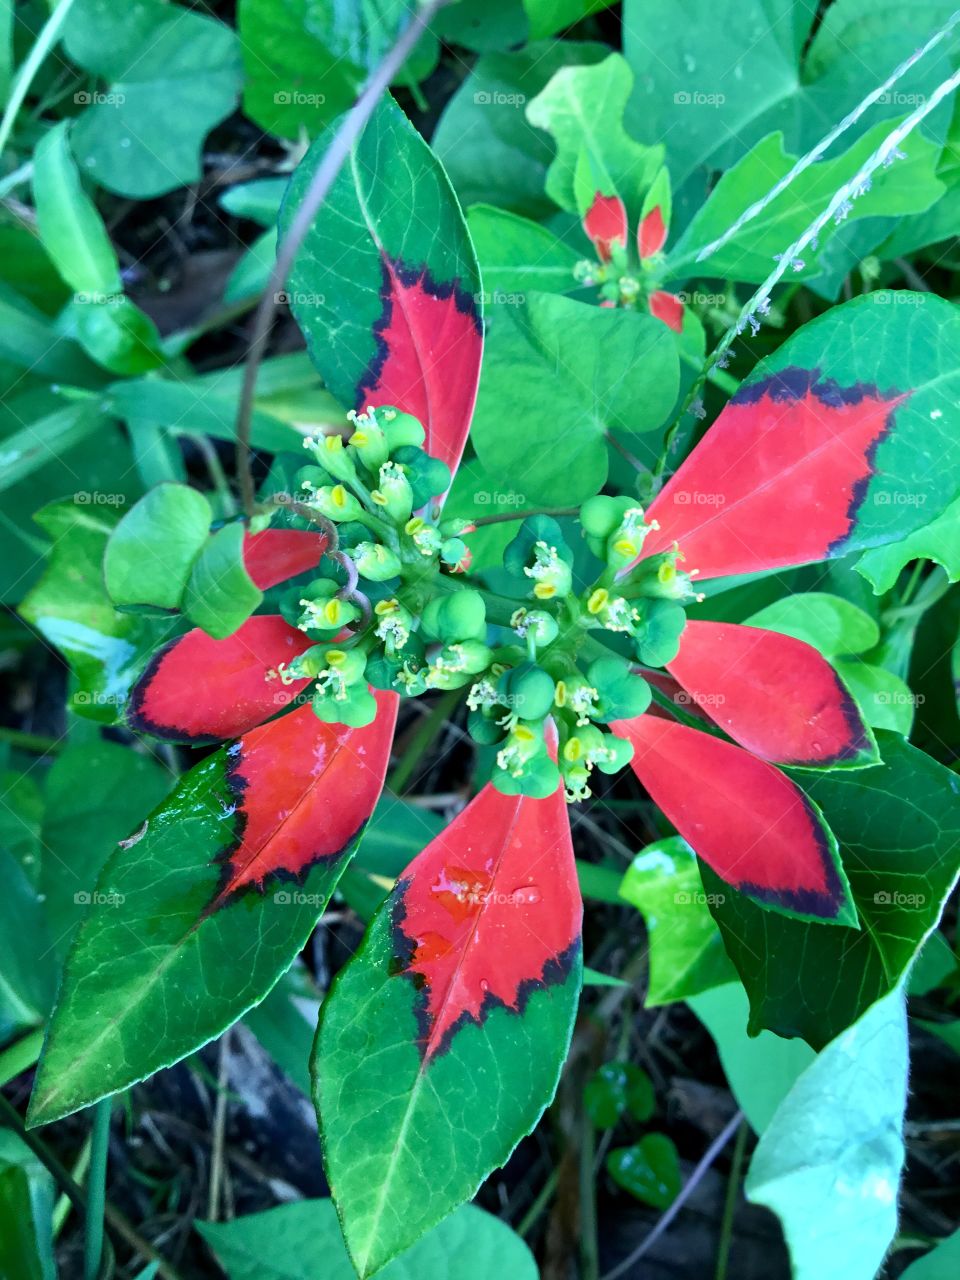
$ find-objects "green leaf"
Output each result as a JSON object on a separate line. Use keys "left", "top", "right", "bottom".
{"left": 0, "top": 402, "right": 102, "bottom": 495}
{"left": 746, "top": 592, "right": 879, "bottom": 657}
{"left": 856, "top": 493, "right": 960, "bottom": 594}
{"left": 901, "top": 1232, "right": 960, "bottom": 1280}
{"left": 471, "top": 294, "right": 678, "bottom": 505}
{"left": 618, "top": 837, "right": 735, "bottom": 1005}
{"left": 467, "top": 205, "right": 581, "bottom": 297}
{"left": 833, "top": 660, "right": 917, "bottom": 735}
{"left": 27, "top": 725, "right": 373, "bottom": 1126}
{"left": 434, "top": 0, "right": 528, "bottom": 52}
{"left": 908, "top": 930, "right": 957, "bottom": 996}
{"left": 745, "top": 986, "right": 908, "bottom": 1280}
{"left": 584, "top": 1061, "right": 655, "bottom": 1128}
{"left": 688, "top": 983, "right": 814, "bottom": 1134}
{"left": 41, "top": 739, "right": 173, "bottom": 960}
{"left": 674, "top": 122, "right": 944, "bottom": 284}
{"left": 31, "top": 120, "right": 120, "bottom": 295}
{"left": 526, "top": 53, "right": 662, "bottom": 215}
{"left": 196, "top": 1200, "right": 538, "bottom": 1280}
{"left": 706, "top": 733, "right": 960, "bottom": 1047}
{"left": 433, "top": 41, "right": 608, "bottom": 218}
{"left": 69, "top": 294, "right": 165, "bottom": 376}
{"left": 19, "top": 501, "right": 178, "bottom": 721}
{"left": 524, "top": 0, "right": 616, "bottom": 39}
{"left": 238, "top": 0, "right": 438, "bottom": 141}
{"left": 0, "top": 846, "right": 57, "bottom": 1038}
{"left": 0, "top": 1132, "right": 55, "bottom": 1280}
{"left": 183, "top": 522, "right": 262, "bottom": 640}
{"left": 606, "top": 1134, "right": 681, "bottom": 1209}
{"left": 104, "top": 483, "right": 212, "bottom": 611}
{"left": 224, "top": 228, "right": 276, "bottom": 303}
{"left": 63, "top": 0, "right": 242, "bottom": 198}
{"left": 219, "top": 177, "right": 287, "bottom": 226}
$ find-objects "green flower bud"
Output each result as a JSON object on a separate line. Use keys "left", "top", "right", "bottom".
{"left": 379, "top": 406, "right": 426, "bottom": 452}
{"left": 392, "top": 445, "right": 452, "bottom": 506}
{"left": 468, "top": 705, "right": 508, "bottom": 746}
{"left": 303, "top": 645, "right": 368, "bottom": 697}
{"left": 371, "top": 461, "right": 414, "bottom": 524}
{"left": 439, "top": 515, "right": 475, "bottom": 538}
{"left": 313, "top": 683, "right": 377, "bottom": 727}
{"left": 605, "top": 507, "right": 654, "bottom": 571}
{"left": 495, "top": 719, "right": 545, "bottom": 778}
{"left": 426, "top": 640, "right": 494, "bottom": 689}
{"left": 587, "top": 655, "right": 652, "bottom": 722}
{"left": 365, "top": 635, "right": 425, "bottom": 692}
{"left": 493, "top": 749, "right": 561, "bottom": 799}
{"left": 579, "top": 494, "right": 635, "bottom": 540}
{"left": 524, "top": 540, "right": 573, "bottom": 601}
{"left": 510, "top": 608, "right": 559, "bottom": 646}
{"left": 374, "top": 597, "right": 415, "bottom": 652}
{"left": 298, "top": 593, "right": 361, "bottom": 633}
{"left": 306, "top": 433, "right": 356, "bottom": 484}
{"left": 311, "top": 484, "right": 365, "bottom": 522}
{"left": 297, "top": 464, "right": 331, "bottom": 495}
{"left": 347, "top": 410, "right": 389, "bottom": 470}
{"left": 353, "top": 541, "right": 402, "bottom": 582}
{"left": 633, "top": 598, "right": 686, "bottom": 667}
{"left": 422, "top": 589, "right": 487, "bottom": 643}
{"left": 594, "top": 732, "right": 634, "bottom": 774}
{"left": 498, "top": 662, "right": 556, "bottom": 722}
{"left": 440, "top": 537, "right": 468, "bottom": 568}
{"left": 554, "top": 674, "right": 600, "bottom": 726}
{"left": 628, "top": 549, "right": 702, "bottom": 603}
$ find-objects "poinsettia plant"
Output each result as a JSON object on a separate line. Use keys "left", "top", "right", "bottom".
{"left": 21, "top": 83, "right": 960, "bottom": 1275}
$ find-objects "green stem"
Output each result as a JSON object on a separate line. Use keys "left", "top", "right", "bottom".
{"left": 580, "top": 1114, "right": 600, "bottom": 1280}
{"left": 471, "top": 505, "right": 579, "bottom": 528}
{"left": 0, "top": 1026, "right": 43, "bottom": 1087}
{"left": 0, "top": 0, "right": 79, "bottom": 159}
{"left": 516, "top": 1166, "right": 560, "bottom": 1237}
{"left": 388, "top": 687, "right": 463, "bottom": 794}
{"left": 84, "top": 1098, "right": 111, "bottom": 1280}
{"left": 0, "top": 1093, "right": 86, "bottom": 1217}
{"left": 0, "top": 727, "right": 64, "bottom": 754}
{"left": 715, "top": 1116, "right": 748, "bottom": 1280}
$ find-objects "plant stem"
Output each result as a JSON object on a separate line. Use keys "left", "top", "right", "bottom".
{"left": 579, "top": 1114, "right": 600, "bottom": 1280}
{"left": 233, "top": 0, "right": 454, "bottom": 518}
{"left": 516, "top": 1166, "right": 561, "bottom": 1237}
{"left": 471, "top": 505, "right": 580, "bottom": 528}
{"left": 0, "top": 1026, "right": 43, "bottom": 1086}
{"left": 600, "top": 1109, "right": 744, "bottom": 1280}
{"left": 84, "top": 1098, "right": 112, "bottom": 1280}
{"left": 0, "top": 1092, "right": 86, "bottom": 1218}
{"left": 388, "top": 687, "right": 463, "bottom": 794}
{"left": 715, "top": 1115, "right": 748, "bottom": 1280}
{"left": 0, "top": 0, "right": 79, "bottom": 160}
{"left": 0, "top": 727, "right": 65, "bottom": 754}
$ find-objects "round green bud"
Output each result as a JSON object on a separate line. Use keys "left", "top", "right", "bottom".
{"left": 313, "top": 684, "right": 377, "bottom": 727}
{"left": 594, "top": 732, "right": 634, "bottom": 774}
{"left": 513, "top": 608, "right": 559, "bottom": 646}
{"left": 440, "top": 537, "right": 468, "bottom": 568}
{"left": 579, "top": 494, "right": 634, "bottom": 540}
{"left": 297, "top": 464, "right": 331, "bottom": 494}
{"left": 498, "top": 662, "right": 556, "bottom": 722}
{"left": 308, "top": 433, "right": 356, "bottom": 484}
{"left": 353, "top": 541, "right": 402, "bottom": 582}
{"left": 493, "top": 752, "right": 561, "bottom": 799}
{"left": 468, "top": 706, "right": 508, "bottom": 746}
{"left": 392, "top": 445, "right": 452, "bottom": 506}
{"left": 379, "top": 406, "right": 426, "bottom": 452}
{"left": 587, "top": 655, "right": 652, "bottom": 722}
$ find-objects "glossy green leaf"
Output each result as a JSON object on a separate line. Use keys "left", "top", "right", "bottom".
{"left": 238, "top": 0, "right": 437, "bottom": 140}
{"left": 746, "top": 986, "right": 908, "bottom": 1280}
{"left": 104, "top": 483, "right": 212, "bottom": 611}
{"left": 197, "top": 1200, "right": 538, "bottom": 1280}
{"left": 606, "top": 1134, "right": 681, "bottom": 1209}
{"left": 433, "top": 41, "right": 608, "bottom": 218}
{"left": 31, "top": 120, "right": 120, "bottom": 295}
{"left": 833, "top": 660, "right": 916, "bottom": 735}
{"left": 219, "top": 177, "right": 287, "bottom": 225}
{"left": 705, "top": 734, "right": 960, "bottom": 1046}
{"left": 19, "top": 501, "right": 178, "bottom": 721}
{"left": 467, "top": 205, "right": 581, "bottom": 297}
{"left": 471, "top": 294, "right": 678, "bottom": 505}
{"left": 674, "top": 123, "right": 944, "bottom": 284}
{"left": 224, "top": 228, "right": 275, "bottom": 303}
{"left": 41, "top": 739, "right": 173, "bottom": 960}
{"left": 69, "top": 294, "right": 165, "bottom": 376}
{"left": 856, "top": 493, "right": 960, "bottom": 594}
{"left": 28, "top": 713, "right": 382, "bottom": 1126}
{"left": 0, "top": 846, "right": 56, "bottom": 1039}
{"left": 526, "top": 53, "right": 662, "bottom": 215}
{"left": 63, "top": 0, "right": 242, "bottom": 198}
{"left": 434, "top": 0, "right": 528, "bottom": 51}
{"left": 183, "top": 522, "right": 263, "bottom": 640}
{"left": 907, "top": 931, "right": 957, "bottom": 996}
{"left": 901, "top": 1232, "right": 960, "bottom": 1280}
{"left": 619, "top": 837, "right": 735, "bottom": 1005}
{"left": 746, "top": 592, "right": 879, "bottom": 657}
{"left": 584, "top": 1061, "right": 655, "bottom": 1128}
{"left": 688, "top": 983, "right": 814, "bottom": 1134}
{"left": 0, "top": 1132, "right": 55, "bottom": 1280}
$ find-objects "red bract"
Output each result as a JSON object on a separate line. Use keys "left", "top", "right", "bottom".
{"left": 610, "top": 368, "right": 897, "bottom": 923}
{"left": 582, "top": 191, "right": 629, "bottom": 262}
{"left": 581, "top": 191, "right": 684, "bottom": 331}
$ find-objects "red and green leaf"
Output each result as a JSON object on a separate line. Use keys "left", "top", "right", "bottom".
{"left": 28, "top": 695, "right": 397, "bottom": 1127}
{"left": 582, "top": 191, "right": 628, "bottom": 262}
{"left": 667, "top": 620, "right": 878, "bottom": 768}
{"left": 642, "top": 295, "right": 960, "bottom": 579}
{"left": 612, "top": 715, "right": 855, "bottom": 924}
{"left": 282, "top": 96, "right": 483, "bottom": 479}
{"left": 242, "top": 528, "right": 327, "bottom": 590}
{"left": 648, "top": 289, "right": 684, "bottom": 333}
{"left": 127, "top": 614, "right": 315, "bottom": 743}
{"left": 314, "top": 781, "right": 582, "bottom": 1277}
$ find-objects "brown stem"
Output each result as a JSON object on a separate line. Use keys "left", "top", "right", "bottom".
{"left": 234, "top": 0, "right": 454, "bottom": 518}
